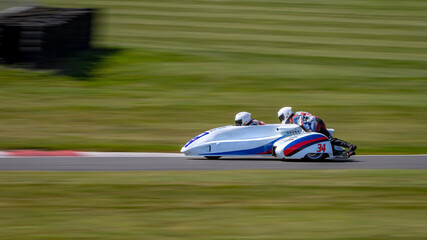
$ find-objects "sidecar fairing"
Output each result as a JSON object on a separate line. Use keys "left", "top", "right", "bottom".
{"left": 181, "top": 124, "right": 347, "bottom": 160}
{"left": 181, "top": 124, "right": 302, "bottom": 157}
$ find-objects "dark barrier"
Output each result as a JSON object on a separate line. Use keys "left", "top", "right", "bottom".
{"left": 0, "top": 6, "right": 96, "bottom": 68}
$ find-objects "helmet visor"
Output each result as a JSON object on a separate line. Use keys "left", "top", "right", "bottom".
{"left": 235, "top": 119, "right": 242, "bottom": 126}
{"left": 279, "top": 114, "right": 285, "bottom": 122}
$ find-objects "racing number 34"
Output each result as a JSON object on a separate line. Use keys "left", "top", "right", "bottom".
{"left": 317, "top": 143, "right": 326, "bottom": 152}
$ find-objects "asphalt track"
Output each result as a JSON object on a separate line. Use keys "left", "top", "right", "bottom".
{"left": 0, "top": 155, "right": 426, "bottom": 171}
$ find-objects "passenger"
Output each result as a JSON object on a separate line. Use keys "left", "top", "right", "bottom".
{"left": 235, "top": 112, "right": 265, "bottom": 126}
{"left": 277, "top": 107, "right": 357, "bottom": 156}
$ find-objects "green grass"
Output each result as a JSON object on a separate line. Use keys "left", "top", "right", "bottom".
{"left": 0, "top": 170, "right": 426, "bottom": 240}
{"left": 0, "top": 0, "right": 426, "bottom": 153}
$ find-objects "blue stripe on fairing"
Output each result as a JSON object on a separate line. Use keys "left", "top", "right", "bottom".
{"left": 184, "top": 131, "right": 210, "bottom": 148}
{"left": 203, "top": 135, "right": 289, "bottom": 156}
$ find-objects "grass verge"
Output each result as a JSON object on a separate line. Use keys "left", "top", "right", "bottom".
{"left": 0, "top": 170, "right": 426, "bottom": 239}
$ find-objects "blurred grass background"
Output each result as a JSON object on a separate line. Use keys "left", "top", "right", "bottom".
{"left": 1, "top": 170, "right": 426, "bottom": 239}
{"left": 0, "top": 0, "right": 426, "bottom": 153}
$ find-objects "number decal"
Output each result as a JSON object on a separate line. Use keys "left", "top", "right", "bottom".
{"left": 317, "top": 143, "right": 326, "bottom": 152}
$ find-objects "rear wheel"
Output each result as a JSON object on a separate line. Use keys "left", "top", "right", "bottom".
{"left": 303, "top": 153, "right": 327, "bottom": 161}
{"left": 205, "top": 156, "right": 221, "bottom": 160}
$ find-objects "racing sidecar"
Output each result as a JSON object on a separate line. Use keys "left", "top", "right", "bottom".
{"left": 181, "top": 124, "right": 347, "bottom": 160}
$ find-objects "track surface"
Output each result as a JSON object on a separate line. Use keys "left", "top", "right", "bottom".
{"left": 0, "top": 155, "right": 426, "bottom": 171}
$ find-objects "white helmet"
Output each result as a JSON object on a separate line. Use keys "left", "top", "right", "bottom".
{"left": 235, "top": 112, "right": 251, "bottom": 126}
{"left": 278, "top": 107, "right": 293, "bottom": 124}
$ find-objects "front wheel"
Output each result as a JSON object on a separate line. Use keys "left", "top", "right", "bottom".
{"left": 205, "top": 156, "right": 221, "bottom": 160}
{"left": 303, "top": 153, "right": 327, "bottom": 161}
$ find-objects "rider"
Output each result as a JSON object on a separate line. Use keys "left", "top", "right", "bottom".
{"left": 277, "top": 107, "right": 357, "bottom": 156}
{"left": 235, "top": 112, "right": 266, "bottom": 126}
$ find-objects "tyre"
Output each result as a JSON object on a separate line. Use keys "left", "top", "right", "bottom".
{"left": 205, "top": 156, "right": 221, "bottom": 160}
{"left": 303, "top": 153, "right": 327, "bottom": 161}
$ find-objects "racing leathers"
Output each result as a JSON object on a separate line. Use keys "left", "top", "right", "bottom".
{"left": 288, "top": 111, "right": 357, "bottom": 155}
{"left": 247, "top": 119, "right": 266, "bottom": 126}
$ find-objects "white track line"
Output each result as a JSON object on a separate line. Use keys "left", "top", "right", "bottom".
{"left": 0, "top": 152, "right": 11, "bottom": 157}
{"left": 0, "top": 151, "right": 185, "bottom": 158}
{"left": 83, "top": 152, "right": 185, "bottom": 157}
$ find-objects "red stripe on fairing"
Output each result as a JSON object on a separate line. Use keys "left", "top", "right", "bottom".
{"left": 256, "top": 150, "right": 272, "bottom": 155}
{"left": 8, "top": 150, "right": 82, "bottom": 157}
{"left": 283, "top": 136, "right": 328, "bottom": 156}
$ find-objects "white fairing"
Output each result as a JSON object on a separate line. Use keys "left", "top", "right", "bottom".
{"left": 273, "top": 132, "right": 333, "bottom": 159}
{"left": 181, "top": 124, "right": 302, "bottom": 156}
{"left": 181, "top": 124, "right": 344, "bottom": 159}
